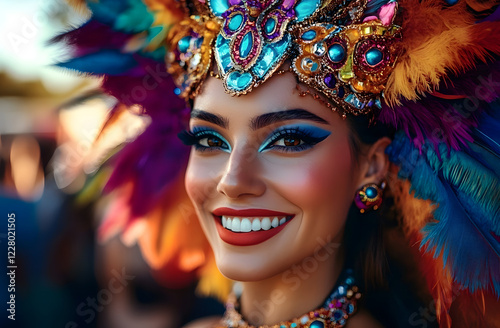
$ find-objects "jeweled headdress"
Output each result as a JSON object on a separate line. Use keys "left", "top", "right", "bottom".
{"left": 57, "top": 0, "right": 500, "bottom": 326}
{"left": 167, "top": 0, "right": 402, "bottom": 117}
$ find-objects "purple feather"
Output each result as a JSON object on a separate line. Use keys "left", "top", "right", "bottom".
{"left": 51, "top": 20, "right": 133, "bottom": 57}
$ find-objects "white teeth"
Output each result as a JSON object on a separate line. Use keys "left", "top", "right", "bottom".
{"left": 252, "top": 219, "right": 261, "bottom": 231}
{"left": 240, "top": 218, "right": 252, "bottom": 232}
{"left": 231, "top": 218, "right": 241, "bottom": 232}
{"left": 261, "top": 218, "right": 271, "bottom": 230}
{"left": 220, "top": 215, "right": 290, "bottom": 232}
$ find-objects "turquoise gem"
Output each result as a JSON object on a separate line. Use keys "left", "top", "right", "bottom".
{"left": 240, "top": 32, "right": 253, "bottom": 59}
{"left": 301, "top": 30, "right": 316, "bottom": 41}
{"left": 366, "top": 186, "right": 377, "bottom": 198}
{"left": 264, "top": 18, "right": 276, "bottom": 34}
{"left": 295, "top": 0, "right": 321, "bottom": 21}
{"left": 310, "top": 320, "right": 324, "bottom": 328}
{"left": 228, "top": 14, "right": 243, "bottom": 31}
{"left": 209, "top": 0, "right": 230, "bottom": 16}
{"left": 178, "top": 36, "right": 191, "bottom": 53}
{"left": 291, "top": 324, "right": 297, "bottom": 328}
{"left": 215, "top": 35, "right": 232, "bottom": 74}
{"left": 227, "top": 71, "right": 253, "bottom": 91}
{"left": 365, "top": 48, "right": 383, "bottom": 66}
{"left": 252, "top": 35, "right": 290, "bottom": 78}
{"left": 328, "top": 44, "right": 346, "bottom": 63}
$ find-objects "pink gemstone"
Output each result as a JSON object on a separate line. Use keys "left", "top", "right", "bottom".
{"left": 282, "top": 0, "right": 295, "bottom": 10}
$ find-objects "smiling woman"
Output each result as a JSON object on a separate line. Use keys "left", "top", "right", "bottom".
{"left": 182, "top": 73, "right": 391, "bottom": 326}
{"left": 55, "top": 0, "right": 500, "bottom": 327}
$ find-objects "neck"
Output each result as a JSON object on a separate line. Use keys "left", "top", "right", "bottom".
{"left": 239, "top": 242, "right": 344, "bottom": 326}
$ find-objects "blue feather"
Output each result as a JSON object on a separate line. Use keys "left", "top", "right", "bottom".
{"left": 57, "top": 50, "right": 137, "bottom": 75}
{"left": 387, "top": 131, "right": 500, "bottom": 296}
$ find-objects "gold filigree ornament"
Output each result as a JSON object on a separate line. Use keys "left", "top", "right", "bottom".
{"left": 291, "top": 15, "right": 402, "bottom": 117}
{"left": 166, "top": 15, "right": 221, "bottom": 99}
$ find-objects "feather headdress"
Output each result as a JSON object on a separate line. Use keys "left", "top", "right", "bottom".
{"left": 55, "top": 0, "right": 500, "bottom": 325}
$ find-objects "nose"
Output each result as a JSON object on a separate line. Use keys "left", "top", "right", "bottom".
{"left": 216, "top": 147, "right": 266, "bottom": 199}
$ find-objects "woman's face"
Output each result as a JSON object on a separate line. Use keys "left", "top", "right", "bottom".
{"left": 184, "top": 73, "right": 365, "bottom": 281}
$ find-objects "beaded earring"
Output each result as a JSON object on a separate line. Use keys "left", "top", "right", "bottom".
{"left": 354, "top": 182, "right": 385, "bottom": 213}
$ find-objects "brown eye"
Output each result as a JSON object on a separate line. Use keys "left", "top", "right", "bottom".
{"left": 208, "top": 137, "right": 223, "bottom": 147}
{"left": 283, "top": 137, "right": 301, "bottom": 146}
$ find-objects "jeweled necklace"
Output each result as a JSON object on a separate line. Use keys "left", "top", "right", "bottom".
{"left": 216, "top": 270, "right": 361, "bottom": 328}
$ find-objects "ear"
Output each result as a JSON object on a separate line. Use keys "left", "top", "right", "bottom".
{"left": 356, "top": 137, "right": 392, "bottom": 189}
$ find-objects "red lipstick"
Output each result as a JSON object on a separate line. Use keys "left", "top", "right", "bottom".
{"left": 212, "top": 208, "right": 294, "bottom": 246}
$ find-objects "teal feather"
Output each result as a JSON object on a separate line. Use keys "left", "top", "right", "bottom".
{"left": 386, "top": 131, "right": 500, "bottom": 296}
{"left": 114, "top": 0, "right": 155, "bottom": 34}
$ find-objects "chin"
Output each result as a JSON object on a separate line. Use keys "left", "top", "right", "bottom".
{"left": 212, "top": 245, "right": 292, "bottom": 282}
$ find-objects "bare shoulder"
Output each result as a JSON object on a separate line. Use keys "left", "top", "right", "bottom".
{"left": 345, "top": 308, "right": 384, "bottom": 328}
{"left": 183, "top": 316, "right": 222, "bottom": 328}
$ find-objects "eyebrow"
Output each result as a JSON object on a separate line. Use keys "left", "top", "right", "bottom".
{"left": 190, "top": 110, "right": 229, "bottom": 129}
{"left": 250, "top": 109, "right": 329, "bottom": 130}
{"left": 190, "top": 108, "right": 329, "bottom": 130}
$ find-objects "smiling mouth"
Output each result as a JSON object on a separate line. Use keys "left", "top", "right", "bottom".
{"left": 220, "top": 216, "right": 292, "bottom": 232}
{"left": 211, "top": 208, "right": 295, "bottom": 246}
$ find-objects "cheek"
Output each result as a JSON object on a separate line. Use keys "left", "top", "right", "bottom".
{"left": 184, "top": 152, "right": 221, "bottom": 209}
{"left": 265, "top": 136, "right": 356, "bottom": 208}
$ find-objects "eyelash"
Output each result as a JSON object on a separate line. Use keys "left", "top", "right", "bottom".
{"left": 260, "top": 127, "right": 329, "bottom": 153}
{"left": 178, "top": 126, "right": 329, "bottom": 153}
{"left": 178, "top": 128, "right": 230, "bottom": 153}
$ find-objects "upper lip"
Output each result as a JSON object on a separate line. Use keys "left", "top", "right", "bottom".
{"left": 212, "top": 207, "right": 293, "bottom": 217}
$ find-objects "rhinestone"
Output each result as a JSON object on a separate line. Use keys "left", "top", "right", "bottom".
{"left": 240, "top": 32, "right": 253, "bottom": 59}
{"left": 312, "top": 42, "right": 326, "bottom": 56}
{"left": 228, "top": 13, "right": 244, "bottom": 31}
{"left": 310, "top": 320, "right": 325, "bottom": 328}
{"left": 365, "top": 186, "right": 377, "bottom": 198}
{"left": 301, "top": 29, "right": 317, "bottom": 41}
{"left": 328, "top": 44, "right": 346, "bottom": 63}
{"left": 264, "top": 17, "right": 276, "bottom": 35}
{"left": 301, "top": 57, "right": 319, "bottom": 72}
{"left": 323, "top": 73, "right": 336, "bottom": 88}
{"left": 178, "top": 36, "right": 191, "bottom": 53}
{"left": 365, "top": 48, "right": 383, "bottom": 66}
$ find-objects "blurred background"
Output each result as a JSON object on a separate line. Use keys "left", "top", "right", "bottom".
{"left": 0, "top": 1, "right": 223, "bottom": 327}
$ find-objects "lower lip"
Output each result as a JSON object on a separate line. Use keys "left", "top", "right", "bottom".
{"left": 214, "top": 216, "right": 293, "bottom": 246}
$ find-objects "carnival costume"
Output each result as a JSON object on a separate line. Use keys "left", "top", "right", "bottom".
{"left": 55, "top": 0, "right": 500, "bottom": 326}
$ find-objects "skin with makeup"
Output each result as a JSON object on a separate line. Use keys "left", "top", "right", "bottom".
{"left": 180, "top": 71, "right": 391, "bottom": 328}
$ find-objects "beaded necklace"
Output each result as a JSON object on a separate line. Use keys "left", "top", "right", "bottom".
{"left": 216, "top": 270, "right": 361, "bottom": 328}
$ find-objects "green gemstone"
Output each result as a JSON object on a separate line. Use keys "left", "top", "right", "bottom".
{"left": 228, "top": 14, "right": 243, "bottom": 31}
{"left": 240, "top": 32, "right": 253, "bottom": 59}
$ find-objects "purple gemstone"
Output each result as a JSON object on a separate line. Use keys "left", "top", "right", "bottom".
{"left": 335, "top": 301, "right": 342, "bottom": 308}
{"left": 229, "top": 0, "right": 242, "bottom": 5}
{"left": 324, "top": 73, "right": 336, "bottom": 88}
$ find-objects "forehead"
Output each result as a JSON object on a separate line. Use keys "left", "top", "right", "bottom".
{"left": 193, "top": 72, "right": 339, "bottom": 124}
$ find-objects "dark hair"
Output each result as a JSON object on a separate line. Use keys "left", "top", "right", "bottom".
{"left": 344, "top": 116, "right": 437, "bottom": 328}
